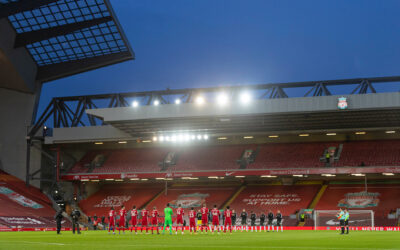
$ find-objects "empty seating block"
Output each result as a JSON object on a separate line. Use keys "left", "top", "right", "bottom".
{"left": 68, "top": 140, "right": 400, "bottom": 174}
{"left": 0, "top": 170, "right": 62, "bottom": 228}
{"left": 146, "top": 185, "right": 238, "bottom": 221}
{"left": 315, "top": 184, "right": 400, "bottom": 226}
{"left": 79, "top": 183, "right": 164, "bottom": 216}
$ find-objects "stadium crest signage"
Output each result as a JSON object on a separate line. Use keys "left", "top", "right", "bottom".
{"left": 338, "top": 97, "right": 348, "bottom": 110}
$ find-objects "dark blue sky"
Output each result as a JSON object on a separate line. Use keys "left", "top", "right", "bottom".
{"left": 38, "top": 0, "right": 400, "bottom": 114}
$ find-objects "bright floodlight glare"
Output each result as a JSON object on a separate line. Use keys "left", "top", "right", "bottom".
{"left": 132, "top": 101, "right": 139, "bottom": 107}
{"left": 240, "top": 92, "right": 252, "bottom": 104}
{"left": 191, "top": 135, "right": 196, "bottom": 140}
{"left": 175, "top": 99, "right": 181, "bottom": 104}
{"left": 154, "top": 100, "right": 160, "bottom": 106}
{"left": 165, "top": 136, "right": 170, "bottom": 141}
{"left": 171, "top": 135, "right": 177, "bottom": 142}
{"left": 195, "top": 96, "right": 205, "bottom": 105}
{"left": 178, "top": 134, "right": 184, "bottom": 142}
{"left": 184, "top": 134, "right": 190, "bottom": 141}
{"left": 203, "top": 135, "right": 209, "bottom": 140}
{"left": 159, "top": 136, "right": 164, "bottom": 142}
{"left": 197, "top": 135, "right": 202, "bottom": 140}
{"left": 217, "top": 93, "right": 229, "bottom": 106}
{"left": 153, "top": 136, "right": 158, "bottom": 142}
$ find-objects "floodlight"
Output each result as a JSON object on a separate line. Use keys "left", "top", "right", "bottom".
{"left": 154, "top": 100, "right": 160, "bottom": 106}
{"left": 195, "top": 96, "right": 205, "bottom": 105}
{"left": 239, "top": 92, "right": 252, "bottom": 104}
{"left": 132, "top": 101, "right": 139, "bottom": 107}
{"left": 217, "top": 93, "right": 229, "bottom": 106}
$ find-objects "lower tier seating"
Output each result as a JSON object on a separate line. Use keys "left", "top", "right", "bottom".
{"left": 79, "top": 183, "right": 164, "bottom": 216}
{"left": 146, "top": 185, "right": 238, "bottom": 223}
{"left": 0, "top": 170, "right": 65, "bottom": 228}
{"left": 229, "top": 184, "right": 321, "bottom": 216}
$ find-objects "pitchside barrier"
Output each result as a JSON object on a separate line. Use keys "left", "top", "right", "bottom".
{"left": 1, "top": 226, "right": 399, "bottom": 232}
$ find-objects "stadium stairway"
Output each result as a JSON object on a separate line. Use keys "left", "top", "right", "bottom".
{"left": 297, "top": 182, "right": 327, "bottom": 226}
{"left": 221, "top": 184, "right": 247, "bottom": 209}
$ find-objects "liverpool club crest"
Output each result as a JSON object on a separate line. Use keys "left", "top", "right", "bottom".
{"left": 338, "top": 97, "right": 348, "bottom": 110}
{"left": 338, "top": 191, "right": 380, "bottom": 208}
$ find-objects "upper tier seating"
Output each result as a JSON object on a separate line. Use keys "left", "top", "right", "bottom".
{"left": 68, "top": 140, "right": 400, "bottom": 174}
{"left": 92, "top": 148, "right": 169, "bottom": 173}
{"left": 0, "top": 170, "right": 63, "bottom": 228}
{"left": 169, "top": 145, "right": 249, "bottom": 171}
{"left": 335, "top": 140, "right": 400, "bottom": 167}
{"left": 247, "top": 142, "right": 334, "bottom": 169}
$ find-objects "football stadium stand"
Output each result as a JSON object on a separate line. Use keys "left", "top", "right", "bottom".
{"left": 0, "top": 170, "right": 66, "bottom": 228}
{"left": 314, "top": 183, "right": 400, "bottom": 226}
{"left": 228, "top": 184, "right": 321, "bottom": 226}
{"left": 70, "top": 181, "right": 400, "bottom": 227}
{"left": 335, "top": 140, "right": 400, "bottom": 167}
{"left": 145, "top": 185, "right": 239, "bottom": 222}
{"left": 170, "top": 145, "right": 249, "bottom": 171}
{"left": 68, "top": 140, "right": 400, "bottom": 175}
{"left": 247, "top": 143, "right": 332, "bottom": 169}
{"left": 79, "top": 183, "right": 164, "bottom": 216}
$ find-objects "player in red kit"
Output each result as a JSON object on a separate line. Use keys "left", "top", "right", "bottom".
{"left": 224, "top": 206, "right": 233, "bottom": 233}
{"left": 211, "top": 205, "right": 220, "bottom": 233}
{"left": 108, "top": 207, "right": 116, "bottom": 234}
{"left": 151, "top": 206, "right": 159, "bottom": 234}
{"left": 176, "top": 204, "right": 184, "bottom": 234}
{"left": 189, "top": 207, "right": 197, "bottom": 234}
{"left": 141, "top": 207, "right": 149, "bottom": 234}
{"left": 130, "top": 205, "right": 138, "bottom": 234}
{"left": 118, "top": 205, "right": 127, "bottom": 234}
{"left": 200, "top": 204, "right": 209, "bottom": 233}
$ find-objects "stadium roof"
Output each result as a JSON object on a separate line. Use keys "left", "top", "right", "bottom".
{"left": 88, "top": 92, "right": 400, "bottom": 137}
{"left": 0, "top": 0, "right": 134, "bottom": 82}
{"left": 30, "top": 76, "right": 400, "bottom": 143}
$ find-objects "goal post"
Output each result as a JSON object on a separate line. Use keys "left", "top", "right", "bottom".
{"left": 313, "top": 210, "right": 374, "bottom": 230}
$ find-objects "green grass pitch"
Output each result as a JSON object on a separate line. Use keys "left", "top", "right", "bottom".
{"left": 0, "top": 230, "right": 399, "bottom": 250}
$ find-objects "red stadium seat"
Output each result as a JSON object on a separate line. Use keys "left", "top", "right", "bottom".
{"left": 68, "top": 140, "right": 400, "bottom": 174}
{"left": 79, "top": 183, "right": 164, "bottom": 216}
{"left": 0, "top": 170, "right": 67, "bottom": 228}
{"left": 314, "top": 184, "right": 400, "bottom": 227}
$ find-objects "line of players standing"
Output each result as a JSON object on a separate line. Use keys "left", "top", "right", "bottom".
{"left": 106, "top": 203, "right": 283, "bottom": 235}
{"left": 237, "top": 209, "right": 283, "bottom": 232}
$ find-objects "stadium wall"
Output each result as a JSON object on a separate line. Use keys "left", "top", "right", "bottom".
{"left": 0, "top": 19, "right": 42, "bottom": 187}
{"left": 0, "top": 88, "right": 41, "bottom": 187}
